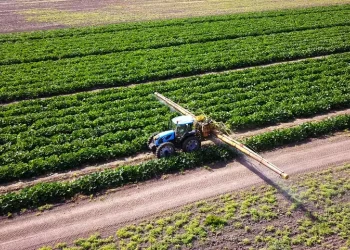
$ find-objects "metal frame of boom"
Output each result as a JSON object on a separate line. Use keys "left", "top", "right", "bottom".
{"left": 154, "top": 92, "right": 289, "bottom": 179}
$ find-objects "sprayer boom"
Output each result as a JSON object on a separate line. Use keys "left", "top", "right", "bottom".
{"left": 154, "top": 92, "right": 289, "bottom": 179}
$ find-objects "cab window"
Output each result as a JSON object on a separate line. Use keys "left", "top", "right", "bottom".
{"left": 176, "top": 123, "right": 193, "bottom": 136}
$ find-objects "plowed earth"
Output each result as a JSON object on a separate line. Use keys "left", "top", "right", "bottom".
{"left": 1, "top": 0, "right": 350, "bottom": 33}
{"left": 0, "top": 133, "right": 349, "bottom": 250}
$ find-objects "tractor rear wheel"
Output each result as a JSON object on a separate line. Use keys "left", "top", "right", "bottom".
{"left": 182, "top": 136, "right": 201, "bottom": 152}
{"left": 156, "top": 142, "right": 175, "bottom": 158}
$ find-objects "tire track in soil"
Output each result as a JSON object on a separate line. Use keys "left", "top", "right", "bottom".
{"left": 0, "top": 133, "right": 349, "bottom": 250}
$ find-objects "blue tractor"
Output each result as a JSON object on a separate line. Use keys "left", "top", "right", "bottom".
{"left": 148, "top": 115, "right": 201, "bottom": 158}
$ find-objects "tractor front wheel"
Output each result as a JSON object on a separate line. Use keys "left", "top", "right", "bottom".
{"left": 147, "top": 132, "right": 158, "bottom": 146}
{"left": 182, "top": 136, "right": 201, "bottom": 152}
{"left": 147, "top": 132, "right": 158, "bottom": 153}
{"left": 156, "top": 142, "right": 175, "bottom": 158}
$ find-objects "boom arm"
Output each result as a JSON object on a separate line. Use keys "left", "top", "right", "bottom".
{"left": 155, "top": 92, "right": 195, "bottom": 117}
{"left": 213, "top": 132, "right": 289, "bottom": 179}
{"left": 154, "top": 92, "right": 289, "bottom": 179}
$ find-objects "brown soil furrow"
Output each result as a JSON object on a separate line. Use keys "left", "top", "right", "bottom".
{"left": 0, "top": 134, "right": 349, "bottom": 250}
{"left": 233, "top": 108, "right": 350, "bottom": 139}
{"left": 0, "top": 0, "right": 348, "bottom": 33}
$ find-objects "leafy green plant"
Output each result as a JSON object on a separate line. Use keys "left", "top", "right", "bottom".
{"left": 0, "top": 146, "right": 236, "bottom": 215}
{"left": 38, "top": 204, "right": 53, "bottom": 212}
{"left": 204, "top": 214, "right": 227, "bottom": 229}
{"left": 1, "top": 5, "right": 349, "bottom": 66}
{"left": 242, "top": 238, "right": 251, "bottom": 245}
{"left": 1, "top": 53, "right": 349, "bottom": 183}
{"left": 244, "top": 115, "right": 350, "bottom": 151}
{"left": 1, "top": 24, "right": 350, "bottom": 102}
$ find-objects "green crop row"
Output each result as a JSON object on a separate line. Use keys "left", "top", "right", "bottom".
{"left": 244, "top": 114, "right": 350, "bottom": 151}
{"left": 0, "top": 111, "right": 176, "bottom": 183}
{"left": 168, "top": 69, "right": 349, "bottom": 129}
{"left": 1, "top": 114, "right": 349, "bottom": 216}
{"left": 1, "top": 25, "right": 349, "bottom": 103}
{"left": 1, "top": 7, "right": 349, "bottom": 65}
{"left": 0, "top": 53, "right": 349, "bottom": 183}
{"left": 0, "top": 146, "right": 236, "bottom": 216}
{"left": 0, "top": 5, "right": 347, "bottom": 43}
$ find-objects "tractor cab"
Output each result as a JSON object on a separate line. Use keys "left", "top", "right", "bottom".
{"left": 148, "top": 115, "right": 201, "bottom": 158}
{"left": 171, "top": 116, "right": 194, "bottom": 140}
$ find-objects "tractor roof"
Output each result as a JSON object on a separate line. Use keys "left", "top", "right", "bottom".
{"left": 172, "top": 115, "right": 194, "bottom": 125}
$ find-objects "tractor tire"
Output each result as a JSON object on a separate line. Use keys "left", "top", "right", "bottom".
{"left": 156, "top": 142, "right": 175, "bottom": 158}
{"left": 182, "top": 136, "right": 201, "bottom": 152}
{"left": 147, "top": 132, "right": 158, "bottom": 145}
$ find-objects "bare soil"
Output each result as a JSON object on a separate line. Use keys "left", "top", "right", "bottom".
{"left": 196, "top": 179, "right": 349, "bottom": 250}
{"left": 0, "top": 134, "right": 349, "bottom": 250}
{"left": 0, "top": 0, "right": 349, "bottom": 33}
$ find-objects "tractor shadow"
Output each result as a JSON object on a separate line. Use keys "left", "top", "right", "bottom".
{"left": 237, "top": 155, "right": 319, "bottom": 222}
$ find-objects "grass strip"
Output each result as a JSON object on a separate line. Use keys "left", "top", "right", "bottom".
{"left": 244, "top": 114, "right": 350, "bottom": 151}
{"left": 37, "top": 163, "right": 350, "bottom": 250}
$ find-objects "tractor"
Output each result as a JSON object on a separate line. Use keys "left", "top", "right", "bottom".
{"left": 146, "top": 92, "right": 289, "bottom": 179}
{"left": 147, "top": 115, "right": 210, "bottom": 158}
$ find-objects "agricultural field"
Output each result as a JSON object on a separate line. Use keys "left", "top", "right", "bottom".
{"left": 0, "top": 3, "right": 350, "bottom": 250}
{"left": 0, "top": 115, "right": 349, "bottom": 217}
{"left": 1, "top": 5, "right": 350, "bottom": 102}
{"left": 1, "top": 54, "right": 349, "bottom": 183}
{"left": 1, "top": 0, "right": 350, "bottom": 33}
{"left": 37, "top": 163, "right": 350, "bottom": 250}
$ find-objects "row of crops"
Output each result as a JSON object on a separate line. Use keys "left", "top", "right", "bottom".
{"left": 1, "top": 6, "right": 349, "bottom": 65}
{"left": 1, "top": 4, "right": 347, "bottom": 43}
{"left": 0, "top": 145, "right": 235, "bottom": 215}
{"left": 1, "top": 114, "right": 349, "bottom": 215}
{"left": 0, "top": 53, "right": 349, "bottom": 183}
{"left": 1, "top": 11, "right": 350, "bottom": 102}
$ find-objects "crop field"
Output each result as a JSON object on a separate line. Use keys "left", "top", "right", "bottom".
{"left": 37, "top": 163, "right": 350, "bottom": 250}
{"left": 1, "top": 53, "right": 349, "bottom": 183}
{"left": 1, "top": 115, "right": 349, "bottom": 216}
{"left": 1, "top": 0, "right": 350, "bottom": 33}
{"left": 1, "top": 5, "right": 350, "bottom": 102}
{"left": 0, "top": 3, "right": 350, "bottom": 250}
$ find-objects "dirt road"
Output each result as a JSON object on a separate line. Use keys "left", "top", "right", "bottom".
{"left": 0, "top": 134, "right": 349, "bottom": 250}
